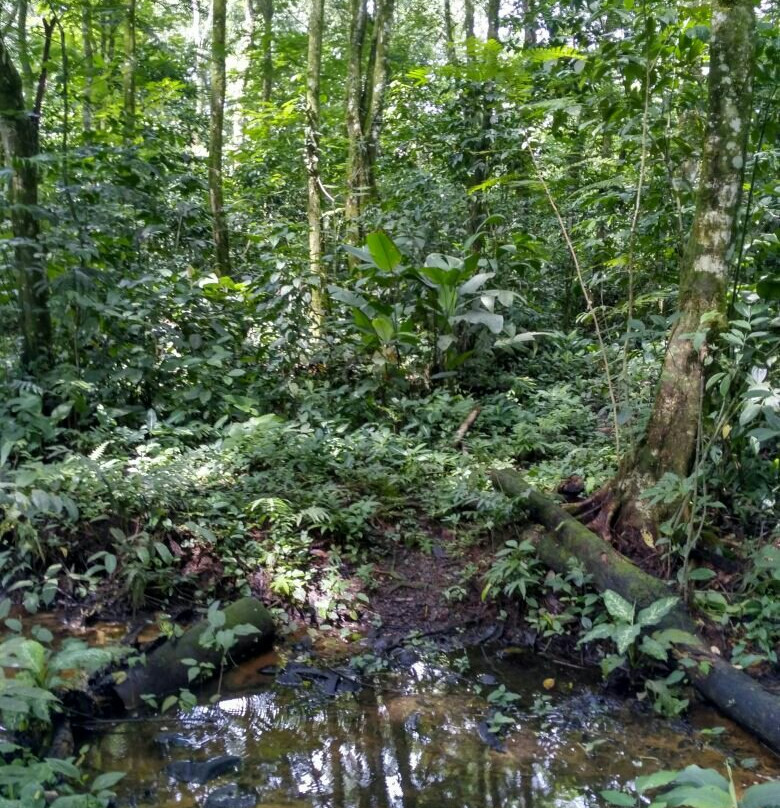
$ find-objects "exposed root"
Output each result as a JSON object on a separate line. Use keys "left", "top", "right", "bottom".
{"left": 564, "top": 482, "right": 663, "bottom": 575}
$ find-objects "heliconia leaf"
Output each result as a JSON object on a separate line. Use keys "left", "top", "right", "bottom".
{"left": 453, "top": 311, "right": 504, "bottom": 334}
{"left": 366, "top": 231, "right": 402, "bottom": 271}
{"left": 459, "top": 272, "right": 495, "bottom": 295}
{"left": 371, "top": 315, "right": 395, "bottom": 344}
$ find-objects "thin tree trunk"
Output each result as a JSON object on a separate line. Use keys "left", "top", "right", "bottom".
{"left": 464, "top": 0, "right": 475, "bottom": 56}
{"left": 364, "top": 0, "right": 394, "bottom": 196}
{"left": 259, "top": 0, "right": 273, "bottom": 102}
{"left": 0, "top": 27, "right": 54, "bottom": 370}
{"left": 520, "top": 0, "right": 536, "bottom": 47}
{"left": 612, "top": 0, "right": 755, "bottom": 534}
{"left": 209, "top": 0, "right": 232, "bottom": 277}
{"left": 443, "top": 0, "right": 456, "bottom": 64}
{"left": 81, "top": 0, "right": 95, "bottom": 133}
{"left": 487, "top": 0, "right": 499, "bottom": 41}
{"left": 345, "top": 0, "right": 368, "bottom": 247}
{"left": 17, "top": 0, "right": 33, "bottom": 103}
{"left": 122, "top": 0, "right": 136, "bottom": 140}
{"left": 306, "top": 0, "right": 326, "bottom": 330}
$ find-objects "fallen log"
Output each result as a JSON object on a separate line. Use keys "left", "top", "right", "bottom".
{"left": 490, "top": 467, "right": 780, "bottom": 755}
{"left": 113, "top": 597, "right": 275, "bottom": 710}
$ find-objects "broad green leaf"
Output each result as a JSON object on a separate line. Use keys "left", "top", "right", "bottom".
{"left": 614, "top": 624, "right": 642, "bottom": 655}
{"left": 636, "top": 771, "right": 680, "bottom": 794}
{"left": 453, "top": 311, "right": 504, "bottom": 334}
{"left": 637, "top": 597, "right": 679, "bottom": 627}
{"left": 653, "top": 629, "right": 700, "bottom": 648}
{"left": 342, "top": 245, "right": 374, "bottom": 264}
{"left": 437, "top": 334, "right": 456, "bottom": 352}
{"left": 45, "top": 758, "right": 81, "bottom": 779}
{"left": 640, "top": 635, "right": 669, "bottom": 662}
{"left": 459, "top": 272, "right": 495, "bottom": 295}
{"left": 603, "top": 590, "right": 634, "bottom": 624}
{"left": 659, "top": 784, "right": 732, "bottom": 808}
{"left": 419, "top": 265, "right": 453, "bottom": 287}
{"left": 328, "top": 286, "right": 368, "bottom": 308}
{"left": 371, "top": 315, "right": 396, "bottom": 344}
{"left": 601, "top": 790, "right": 636, "bottom": 806}
{"left": 673, "top": 767, "right": 729, "bottom": 791}
{"left": 600, "top": 654, "right": 625, "bottom": 677}
{"left": 577, "top": 623, "right": 612, "bottom": 645}
{"left": 741, "top": 781, "right": 780, "bottom": 808}
{"left": 91, "top": 771, "right": 126, "bottom": 792}
{"left": 366, "top": 232, "right": 401, "bottom": 271}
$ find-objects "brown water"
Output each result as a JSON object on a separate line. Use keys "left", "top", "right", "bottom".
{"left": 83, "top": 646, "right": 779, "bottom": 808}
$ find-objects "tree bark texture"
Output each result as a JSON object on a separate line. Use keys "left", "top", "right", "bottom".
{"left": 209, "top": 0, "right": 232, "bottom": 276}
{"left": 81, "top": 0, "right": 95, "bottom": 133}
{"left": 345, "top": 0, "right": 394, "bottom": 246}
{"left": 122, "top": 0, "right": 136, "bottom": 140}
{"left": 259, "top": 0, "right": 274, "bottom": 102}
{"left": 464, "top": 0, "right": 475, "bottom": 60}
{"left": 443, "top": 0, "right": 456, "bottom": 64}
{"left": 610, "top": 0, "right": 755, "bottom": 532}
{"left": 487, "top": 0, "right": 500, "bottom": 42}
{"left": 17, "top": 0, "right": 33, "bottom": 103}
{"left": 306, "top": 0, "right": 326, "bottom": 329}
{"left": 0, "top": 29, "right": 53, "bottom": 370}
{"left": 490, "top": 468, "right": 780, "bottom": 754}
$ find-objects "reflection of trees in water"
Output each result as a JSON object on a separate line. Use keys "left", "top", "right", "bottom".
{"left": 249, "top": 688, "right": 555, "bottom": 808}
{"left": 95, "top": 685, "right": 589, "bottom": 808}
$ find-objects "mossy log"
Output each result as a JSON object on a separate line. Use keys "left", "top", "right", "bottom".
{"left": 490, "top": 468, "right": 780, "bottom": 755}
{"left": 114, "top": 597, "right": 275, "bottom": 710}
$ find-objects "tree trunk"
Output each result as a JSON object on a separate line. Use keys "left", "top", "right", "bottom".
{"left": 443, "top": 0, "right": 456, "bottom": 64}
{"left": 259, "top": 0, "right": 273, "bottom": 103}
{"left": 345, "top": 0, "right": 394, "bottom": 247}
{"left": 122, "top": 0, "right": 136, "bottom": 141}
{"left": 520, "top": 0, "right": 536, "bottom": 47}
{"left": 487, "top": 0, "right": 499, "bottom": 42}
{"left": 490, "top": 468, "right": 780, "bottom": 754}
{"left": 0, "top": 28, "right": 53, "bottom": 371}
{"left": 17, "top": 0, "right": 33, "bottom": 103}
{"left": 589, "top": 0, "right": 756, "bottom": 539}
{"left": 345, "top": 0, "right": 368, "bottom": 247}
{"left": 112, "top": 598, "right": 275, "bottom": 710}
{"left": 306, "top": 0, "right": 326, "bottom": 331}
{"left": 464, "top": 0, "right": 475, "bottom": 59}
{"left": 363, "top": 0, "right": 394, "bottom": 197}
{"left": 209, "top": 0, "right": 232, "bottom": 277}
{"left": 81, "top": 0, "right": 95, "bottom": 134}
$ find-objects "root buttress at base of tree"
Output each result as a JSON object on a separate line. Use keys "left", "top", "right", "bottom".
{"left": 489, "top": 467, "right": 780, "bottom": 755}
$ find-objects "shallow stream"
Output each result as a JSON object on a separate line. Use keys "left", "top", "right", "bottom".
{"left": 82, "top": 641, "right": 778, "bottom": 808}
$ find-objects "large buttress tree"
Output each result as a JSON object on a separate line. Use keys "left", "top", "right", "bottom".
{"left": 0, "top": 21, "right": 54, "bottom": 371}
{"left": 578, "top": 0, "right": 757, "bottom": 545}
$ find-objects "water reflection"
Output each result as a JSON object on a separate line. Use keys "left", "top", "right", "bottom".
{"left": 90, "top": 652, "right": 776, "bottom": 808}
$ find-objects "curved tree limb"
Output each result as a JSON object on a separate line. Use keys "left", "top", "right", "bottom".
{"left": 490, "top": 467, "right": 780, "bottom": 755}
